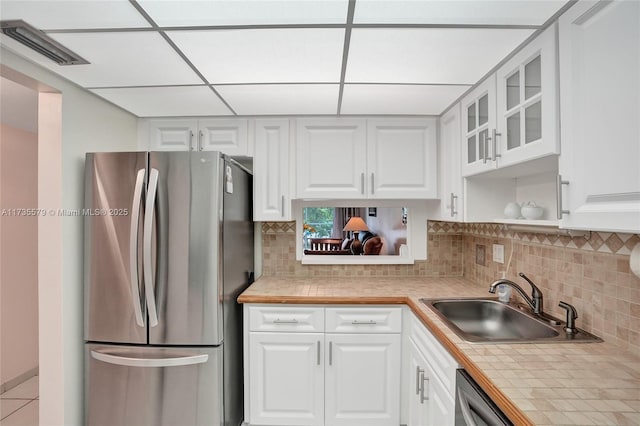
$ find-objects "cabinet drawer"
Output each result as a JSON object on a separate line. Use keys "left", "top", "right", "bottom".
{"left": 325, "top": 307, "right": 402, "bottom": 333}
{"left": 410, "top": 314, "right": 459, "bottom": 397}
{"left": 249, "top": 305, "right": 324, "bottom": 333}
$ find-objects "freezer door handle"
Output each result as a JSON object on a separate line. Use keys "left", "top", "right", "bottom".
{"left": 144, "top": 168, "right": 159, "bottom": 327}
{"left": 129, "top": 169, "right": 146, "bottom": 327}
{"left": 91, "top": 350, "right": 208, "bottom": 368}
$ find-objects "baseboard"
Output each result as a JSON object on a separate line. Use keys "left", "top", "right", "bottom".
{"left": 0, "top": 366, "right": 39, "bottom": 394}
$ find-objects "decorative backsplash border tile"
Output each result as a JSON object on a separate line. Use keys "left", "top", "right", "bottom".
{"left": 262, "top": 221, "right": 296, "bottom": 234}
{"left": 427, "top": 221, "right": 640, "bottom": 256}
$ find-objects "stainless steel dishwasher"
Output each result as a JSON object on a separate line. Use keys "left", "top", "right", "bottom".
{"left": 455, "top": 369, "right": 513, "bottom": 426}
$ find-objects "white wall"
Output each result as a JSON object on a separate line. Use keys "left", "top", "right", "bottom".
{"left": 1, "top": 46, "right": 140, "bottom": 425}
{"left": 0, "top": 124, "right": 39, "bottom": 386}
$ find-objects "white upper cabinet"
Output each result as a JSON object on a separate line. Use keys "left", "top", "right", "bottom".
{"left": 296, "top": 118, "right": 437, "bottom": 199}
{"left": 558, "top": 0, "right": 640, "bottom": 233}
{"left": 461, "top": 76, "right": 497, "bottom": 176}
{"left": 496, "top": 24, "right": 559, "bottom": 167}
{"left": 296, "top": 118, "right": 368, "bottom": 199}
{"left": 147, "top": 119, "right": 197, "bottom": 151}
{"left": 461, "top": 25, "right": 558, "bottom": 177}
{"left": 253, "top": 119, "right": 291, "bottom": 221}
{"left": 367, "top": 119, "right": 437, "bottom": 199}
{"left": 147, "top": 118, "right": 250, "bottom": 155}
{"left": 197, "top": 118, "right": 249, "bottom": 155}
{"left": 438, "top": 104, "right": 463, "bottom": 221}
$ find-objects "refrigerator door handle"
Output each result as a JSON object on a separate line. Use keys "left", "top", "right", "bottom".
{"left": 144, "top": 168, "right": 159, "bottom": 327}
{"left": 129, "top": 169, "right": 146, "bottom": 327}
{"left": 91, "top": 350, "right": 208, "bottom": 368}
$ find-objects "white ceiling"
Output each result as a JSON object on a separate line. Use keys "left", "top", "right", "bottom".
{"left": 0, "top": 0, "right": 570, "bottom": 118}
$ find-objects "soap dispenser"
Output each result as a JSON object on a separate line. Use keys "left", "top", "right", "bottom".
{"left": 497, "top": 271, "right": 511, "bottom": 303}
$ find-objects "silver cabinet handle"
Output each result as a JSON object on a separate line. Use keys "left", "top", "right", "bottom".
{"left": 415, "top": 366, "right": 424, "bottom": 395}
{"left": 198, "top": 130, "right": 204, "bottom": 151}
{"left": 419, "top": 372, "right": 429, "bottom": 403}
{"left": 371, "top": 173, "right": 375, "bottom": 195}
{"left": 360, "top": 172, "right": 365, "bottom": 195}
{"left": 450, "top": 192, "right": 458, "bottom": 217}
{"left": 329, "top": 341, "right": 333, "bottom": 366}
{"left": 189, "top": 131, "right": 195, "bottom": 151}
{"left": 482, "top": 131, "right": 488, "bottom": 164}
{"left": 556, "top": 175, "right": 570, "bottom": 219}
{"left": 351, "top": 320, "right": 377, "bottom": 325}
{"left": 317, "top": 341, "right": 321, "bottom": 365}
{"left": 491, "top": 128, "right": 502, "bottom": 162}
{"left": 272, "top": 318, "right": 299, "bottom": 324}
{"left": 281, "top": 195, "right": 285, "bottom": 217}
{"left": 91, "top": 350, "right": 208, "bottom": 368}
{"left": 129, "top": 169, "right": 146, "bottom": 327}
{"left": 143, "top": 168, "right": 159, "bottom": 327}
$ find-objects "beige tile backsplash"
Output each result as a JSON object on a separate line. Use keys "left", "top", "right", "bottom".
{"left": 260, "top": 220, "right": 640, "bottom": 354}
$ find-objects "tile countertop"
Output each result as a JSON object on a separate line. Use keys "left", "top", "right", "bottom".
{"left": 238, "top": 276, "right": 640, "bottom": 426}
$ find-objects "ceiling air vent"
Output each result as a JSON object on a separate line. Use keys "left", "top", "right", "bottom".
{"left": 0, "top": 20, "right": 89, "bottom": 66}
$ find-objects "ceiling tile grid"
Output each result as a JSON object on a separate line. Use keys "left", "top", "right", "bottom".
{"left": 0, "top": 0, "right": 570, "bottom": 117}
{"left": 166, "top": 28, "right": 346, "bottom": 84}
{"left": 215, "top": 84, "right": 340, "bottom": 115}
{"left": 90, "top": 85, "right": 233, "bottom": 117}
{"left": 341, "top": 84, "right": 471, "bottom": 115}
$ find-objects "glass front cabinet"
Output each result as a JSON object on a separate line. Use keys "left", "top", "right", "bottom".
{"left": 462, "top": 24, "right": 559, "bottom": 177}
{"left": 461, "top": 76, "right": 497, "bottom": 176}
{"left": 495, "top": 24, "right": 559, "bottom": 167}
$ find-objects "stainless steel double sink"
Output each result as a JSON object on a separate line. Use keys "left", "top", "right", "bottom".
{"left": 421, "top": 298, "right": 602, "bottom": 344}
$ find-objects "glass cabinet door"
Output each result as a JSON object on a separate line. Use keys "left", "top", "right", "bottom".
{"left": 461, "top": 75, "right": 497, "bottom": 176}
{"left": 496, "top": 24, "right": 558, "bottom": 167}
{"left": 504, "top": 55, "right": 542, "bottom": 151}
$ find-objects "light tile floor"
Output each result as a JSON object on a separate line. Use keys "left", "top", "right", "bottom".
{"left": 0, "top": 376, "right": 38, "bottom": 425}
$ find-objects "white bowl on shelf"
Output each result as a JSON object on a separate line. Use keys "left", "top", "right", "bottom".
{"left": 521, "top": 202, "right": 544, "bottom": 220}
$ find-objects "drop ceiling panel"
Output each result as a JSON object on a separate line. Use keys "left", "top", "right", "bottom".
{"left": 0, "top": 0, "right": 150, "bottom": 29}
{"left": 215, "top": 84, "right": 339, "bottom": 115}
{"left": 90, "top": 86, "right": 232, "bottom": 117}
{"left": 167, "top": 29, "right": 345, "bottom": 84}
{"left": 341, "top": 84, "right": 470, "bottom": 115}
{"left": 346, "top": 28, "right": 535, "bottom": 84}
{"left": 353, "top": 0, "right": 568, "bottom": 25}
{"left": 38, "top": 32, "right": 203, "bottom": 87}
{"left": 138, "top": 0, "right": 349, "bottom": 27}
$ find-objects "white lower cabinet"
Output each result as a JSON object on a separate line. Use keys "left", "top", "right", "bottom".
{"left": 405, "top": 312, "right": 458, "bottom": 426}
{"left": 325, "top": 334, "right": 401, "bottom": 426}
{"left": 245, "top": 305, "right": 402, "bottom": 426}
{"left": 249, "top": 332, "right": 324, "bottom": 426}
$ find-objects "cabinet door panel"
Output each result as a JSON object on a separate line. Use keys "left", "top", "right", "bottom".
{"left": 249, "top": 333, "right": 324, "bottom": 426}
{"left": 253, "top": 119, "right": 291, "bottom": 221}
{"left": 296, "top": 119, "right": 367, "bottom": 199}
{"left": 148, "top": 119, "right": 197, "bottom": 151}
{"left": 367, "top": 119, "right": 437, "bottom": 199}
{"left": 407, "top": 341, "right": 429, "bottom": 426}
{"left": 559, "top": 0, "right": 640, "bottom": 232}
{"left": 461, "top": 77, "right": 497, "bottom": 176}
{"left": 496, "top": 24, "right": 558, "bottom": 166}
{"left": 325, "top": 334, "right": 401, "bottom": 426}
{"left": 439, "top": 105, "right": 463, "bottom": 221}
{"left": 198, "top": 118, "right": 248, "bottom": 155}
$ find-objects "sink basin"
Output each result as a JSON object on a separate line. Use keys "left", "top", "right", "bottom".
{"left": 422, "top": 298, "right": 601, "bottom": 344}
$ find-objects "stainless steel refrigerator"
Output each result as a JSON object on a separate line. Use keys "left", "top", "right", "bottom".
{"left": 83, "top": 151, "right": 254, "bottom": 426}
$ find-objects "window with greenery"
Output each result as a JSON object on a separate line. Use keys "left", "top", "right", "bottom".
{"left": 302, "top": 207, "right": 334, "bottom": 237}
